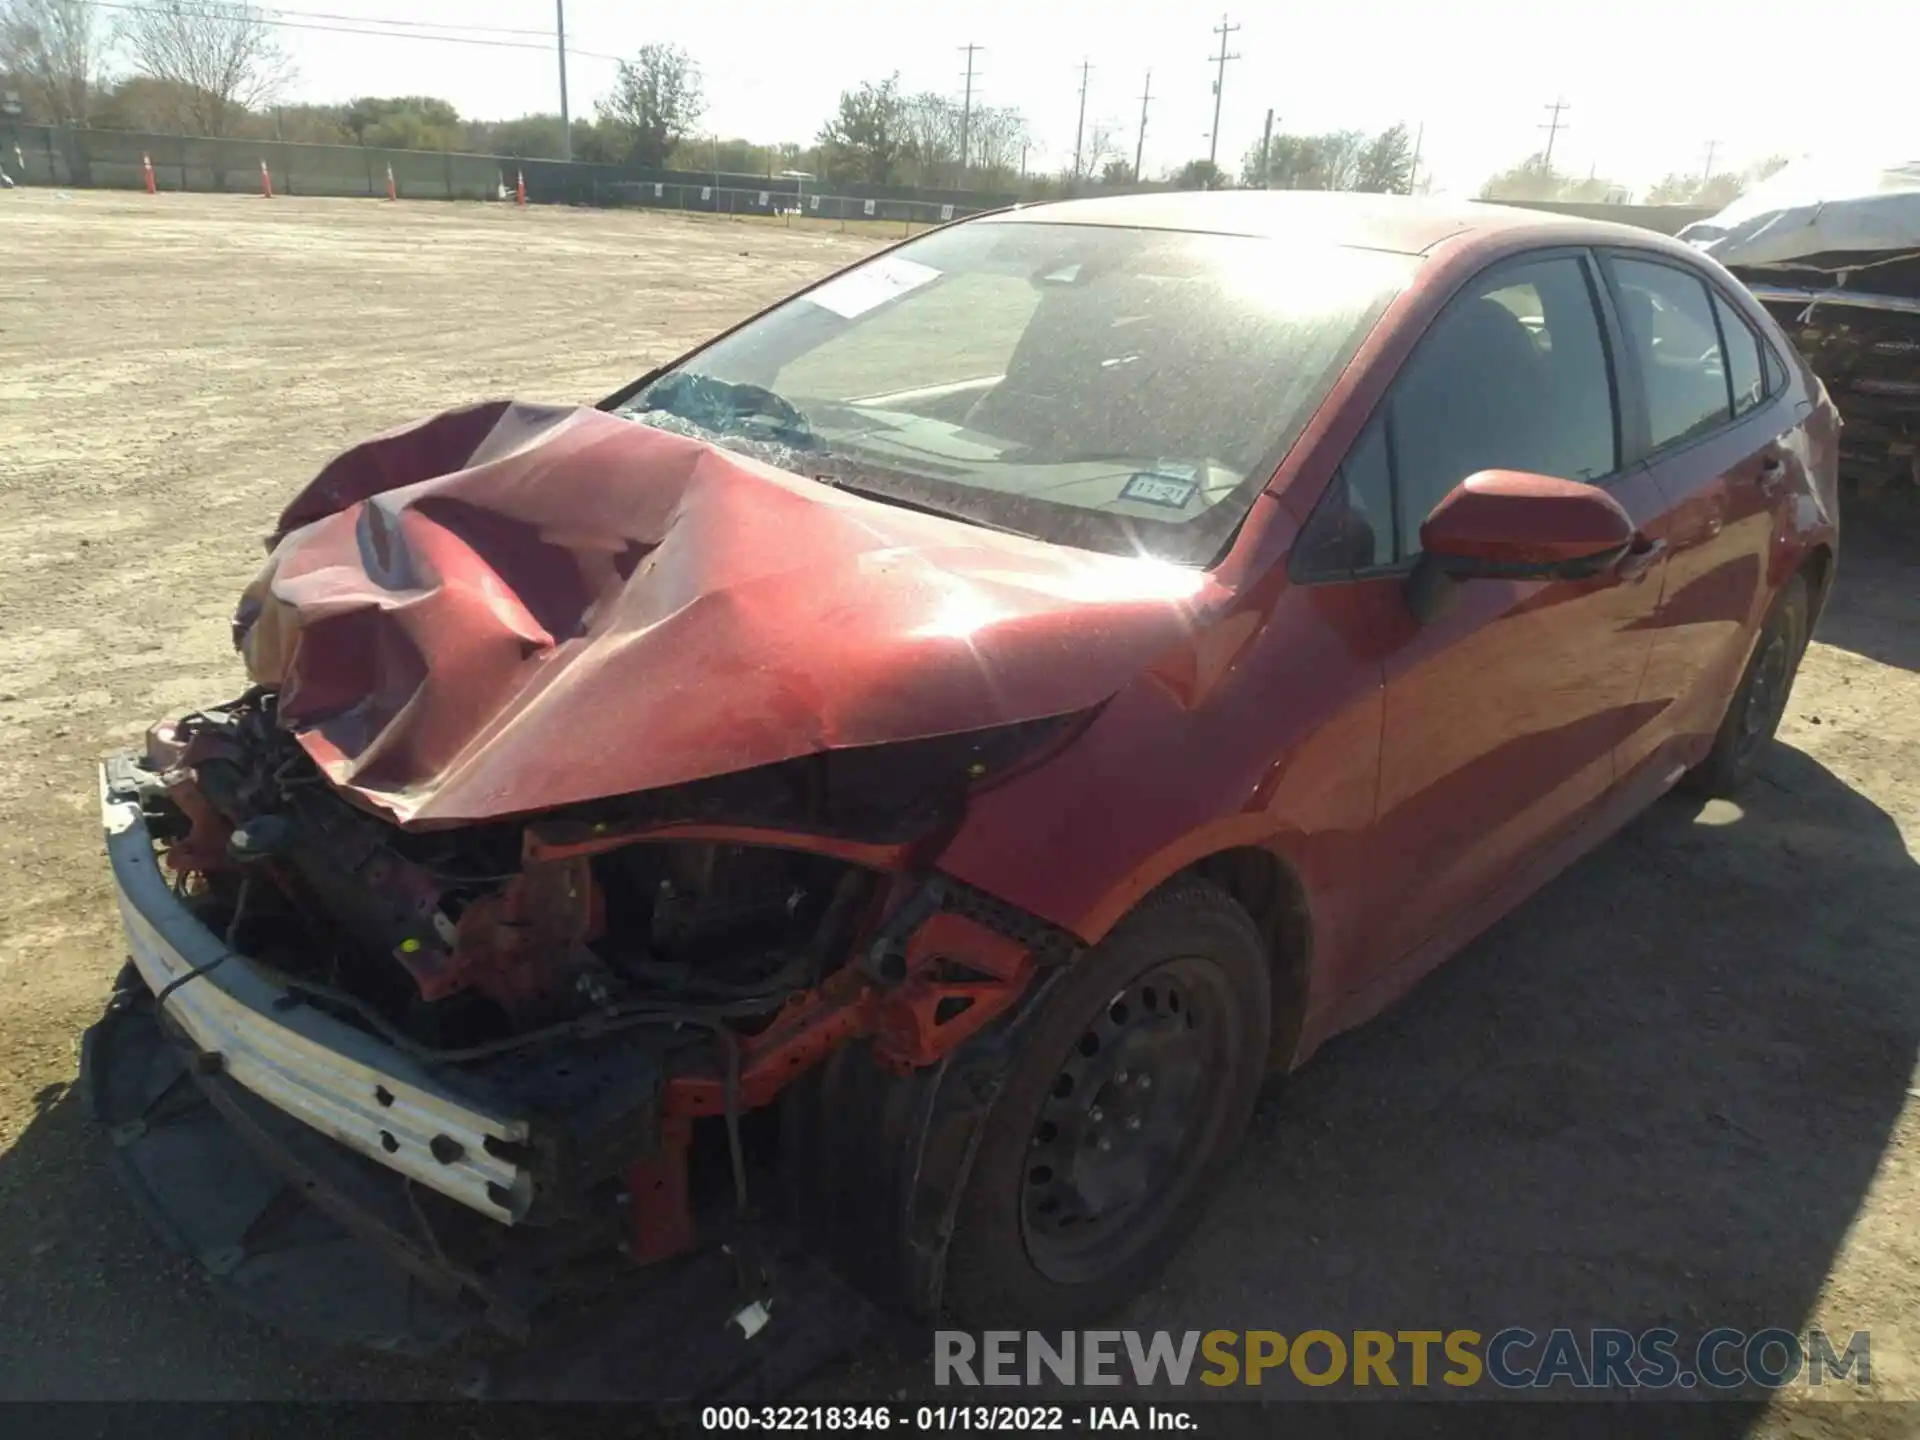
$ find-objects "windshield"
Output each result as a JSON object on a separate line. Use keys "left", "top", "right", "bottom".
{"left": 619, "top": 220, "right": 1413, "bottom": 564}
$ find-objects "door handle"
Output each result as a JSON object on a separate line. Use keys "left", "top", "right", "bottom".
{"left": 1616, "top": 534, "right": 1667, "bottom": 581}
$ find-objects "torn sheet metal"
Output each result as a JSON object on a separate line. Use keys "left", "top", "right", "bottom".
{"left": 1680, "top": 157, "right": 1920, "bottom": 268}
{"left": 240, "top": 402, "right": 1213, "bottom": 829}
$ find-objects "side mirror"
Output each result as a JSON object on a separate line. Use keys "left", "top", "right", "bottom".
{"left": 1406, "top": 470, "right": 1635, "bottom": 623}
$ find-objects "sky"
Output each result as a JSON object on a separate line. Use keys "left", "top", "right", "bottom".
{"left": 102, "top": 0, "right": 1920, "bottom": 196}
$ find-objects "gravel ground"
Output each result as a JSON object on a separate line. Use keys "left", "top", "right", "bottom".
{"left": 1, "top": 191, "right": 1916, "bottom": 1433}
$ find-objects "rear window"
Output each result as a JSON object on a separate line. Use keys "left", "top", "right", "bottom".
{"left": 624, "top": 221, "right": 1414, "bottom": 564}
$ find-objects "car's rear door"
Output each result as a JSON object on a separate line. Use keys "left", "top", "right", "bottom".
{"left": 1599, "top": 251, "right": 1809, "bottom": 781}
{"left": 1294, "top": 249, "right": 1671, "bottom": 995}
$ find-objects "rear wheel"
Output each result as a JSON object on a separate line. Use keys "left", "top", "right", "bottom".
{"left": 944, "top": 879, "right": 1270, "bottom": 1327}
{"left": 1685, "top": 572, "right": 1811, "bottom": 796}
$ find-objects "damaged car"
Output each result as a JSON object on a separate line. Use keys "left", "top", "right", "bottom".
{"left": 90, "top": 191, "right": 1840, "bottom": 1381}
{"left": 1681, "top": 156, "right": 1920, "bottom": 500}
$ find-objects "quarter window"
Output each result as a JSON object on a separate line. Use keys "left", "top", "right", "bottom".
{"left": 1612, "top": 257, "right": 1733, "bottom": 449}
{"left": 1711, "top": 290, "right": 1767, "bottom": 417}
{"left": 1390, "top": 256, "right": 1617, "bottom": 554}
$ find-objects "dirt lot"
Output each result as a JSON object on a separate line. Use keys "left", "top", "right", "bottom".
{"left": 1, "top": 191, "right": 1917, "bottom": 1428}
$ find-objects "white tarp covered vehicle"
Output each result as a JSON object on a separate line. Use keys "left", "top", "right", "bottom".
{"left": 1682, "top": 157, "right": 1920, "bottom": 495}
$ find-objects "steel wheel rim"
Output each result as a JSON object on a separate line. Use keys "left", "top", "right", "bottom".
{"left": 1736, "top": 629, "right": 1792, "bottom": 761}
{"left": 1018, "top": 957, "right": 1234, "bottom": 1284}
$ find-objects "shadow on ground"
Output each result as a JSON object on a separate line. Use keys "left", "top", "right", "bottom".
{"left": 0, "top": 569, "right": 1915, "bottom": 1436}
{"left": 1814, "top": 499, "right": 1920, "bottom": 671}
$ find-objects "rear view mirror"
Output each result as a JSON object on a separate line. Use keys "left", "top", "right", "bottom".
{"left": 1406, "top": 470, "right": 1635, "bottom": 622}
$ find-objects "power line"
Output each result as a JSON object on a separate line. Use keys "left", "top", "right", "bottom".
{"left": 1134, "top": 69, "right": 1150, "bottom": 182}
{"left": 1205, "top": 13, "right": 1240, "bottom": 167}
{"left": 958, "top": 43, "right": 981, "bottom": 178}
{"left": 76, "top": 1, "right": 623, "bottom": 62}
{"left": 1540, "top": 97, "right": 1569, "bottom": 169}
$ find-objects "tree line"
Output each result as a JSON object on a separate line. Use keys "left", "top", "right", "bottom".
{"left": 1, "top": 0, "right": 1790, "bottom": 202}
{"left": 1476, "top": 151, "right": 1790, "bottom": 208}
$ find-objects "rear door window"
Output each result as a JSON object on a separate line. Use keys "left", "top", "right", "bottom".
{"left": 1611, "top": 257, "right": 1734, "bottom": 449}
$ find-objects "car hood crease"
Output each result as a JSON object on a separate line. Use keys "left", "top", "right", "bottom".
{"left": 236, "top": 401, "right": 1216, "bottom": 828}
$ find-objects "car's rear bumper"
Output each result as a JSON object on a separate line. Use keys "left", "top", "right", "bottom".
{"left": 99, "top": 755, "right": 535, "bottom": 1222}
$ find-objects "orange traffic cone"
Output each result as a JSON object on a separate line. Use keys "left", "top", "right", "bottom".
{"left": 142, "top": 153, "right": 156, "bottom": 195}
{"left": 515, "top": 169, "right": 526, "bottom": 207}
{"left": 386, "top": 163, "right": 396, "bottom": 202}
{"left": 260, "top": 158, "right": 274, "bottom": 199}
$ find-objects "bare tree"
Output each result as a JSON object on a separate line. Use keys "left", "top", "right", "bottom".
{"left": 1069, "top": 119, "right": 1122, "bottom": 181}
{"left": 897, "top": 91, "right": 961, "bottom": 186}
{"left": 1, "top": 0, "right": 100, "bottom": 127}
{"left": 968, "top": 105, "right": 1028, "bottom": 180}
{"left": 118, "top": 0, "right": 292, "bottom": 137}
{"left": 2, "top": 0, "right": 105, "bottom": 181}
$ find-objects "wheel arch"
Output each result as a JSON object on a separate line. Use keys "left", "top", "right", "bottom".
{"left": 1182, "top": 845, "right": 1315, "bottom": 1071}
{"left": 1799, "top": 541, "right": 1836, "bottom": 634}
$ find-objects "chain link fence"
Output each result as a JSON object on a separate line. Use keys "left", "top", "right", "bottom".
{"left": 2, "top": 124, "right": 1000, "bottom": 228}
{"left": 593, "top": 179, "right": 983, "bottom": 235}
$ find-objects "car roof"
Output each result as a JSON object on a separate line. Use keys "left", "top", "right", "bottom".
{"left": 978, "top": 189, "right": 1654, "bottom": 258}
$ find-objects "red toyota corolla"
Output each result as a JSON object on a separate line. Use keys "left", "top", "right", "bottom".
{"left": 91, "top": 192, "right": 1839, "bottom": 1360}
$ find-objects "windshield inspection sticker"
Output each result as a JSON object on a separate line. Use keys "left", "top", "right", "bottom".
{"left": 1121, "top": 464, "right": 1200, "bottom": 509}
{"left": 806, "top": 256, "right": 942, "bottom": 320}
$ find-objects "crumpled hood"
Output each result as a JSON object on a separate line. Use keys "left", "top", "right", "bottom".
{"left": 237, "top": 401, "right": 1217, "bottom": 828}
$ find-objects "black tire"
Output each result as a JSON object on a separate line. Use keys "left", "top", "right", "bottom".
{"left": 1684, "top": 572, "right": 1811, "bottom": 797}
{"left": 943, "top": 878, "right": 1271, "bottom": 1328}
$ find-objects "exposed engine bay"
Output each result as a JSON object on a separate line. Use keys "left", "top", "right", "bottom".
{"left": 120, "top": 690, "right": 1076, "bottom": 1256}
{"left": 146, "top": 694, "right": 878, "bottom": 1047}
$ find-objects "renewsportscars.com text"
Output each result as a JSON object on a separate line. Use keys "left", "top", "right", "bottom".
{"left": 934, "top": 1328, "right": 1871, "bottom": 1391}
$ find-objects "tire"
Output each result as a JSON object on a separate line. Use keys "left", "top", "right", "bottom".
{"left": 1684, "top": 572, "right": 1811, "bottom": 797}
{"left": 943, "top": 878, "right": 1271, "bottom": 1328}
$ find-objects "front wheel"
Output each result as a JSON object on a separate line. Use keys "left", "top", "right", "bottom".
{"left": 943, "top": 879, "right": 1271, "bottom": 1327}
{"left": 1685, "top": 572, "right": 1811, "bottom": 796}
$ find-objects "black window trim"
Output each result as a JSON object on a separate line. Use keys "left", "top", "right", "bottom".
{"left": 1292, "top": 244, "right": 1628, "bottom": 585}
{"left": 1707, "top": 277, "right": 1789, "bottom": 408}
{"left": 1595, "top": 246, "right": 1788, "bottom": 467}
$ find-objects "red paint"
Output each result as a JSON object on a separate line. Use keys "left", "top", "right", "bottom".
{"left": 664, "top": 972, "right": 877, "bottom": 1117}
{"left": 142, "top": 153, "right": 155, "bottom": 196}
{"left": 1419, "top": 470, "right": 1635, "bottom": 564}
{"left": 626, "top": 1114, "right": 695, "bottom": 1264}
{"left": 238, "top": 404, "right": 1213, "bottom": 829}
{"left": 237, "top": 196, "right": 1837, "bottom": 1088}
{"left": 259, "top": 159, "right": 273, "bottom": 200}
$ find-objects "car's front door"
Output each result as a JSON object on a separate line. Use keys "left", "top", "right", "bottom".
{"left": 1601, "top": 252, "right": 1808, "bottom": 781}
{"left": 1304, "top": 251, "right": 1674, "bottom": 992}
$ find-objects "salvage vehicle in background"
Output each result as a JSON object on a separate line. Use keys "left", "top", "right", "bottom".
{"left": 1682, "top": 157, "right": 1920, "bottom": 502}
{"left": 89, "top": 192, "right": 1839, "bottom": 1382}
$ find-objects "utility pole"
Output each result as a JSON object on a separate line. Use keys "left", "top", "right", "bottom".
{"left": 1257, "top": 107, "right": 1273, "bottom": 187}
{"left": 556, "top": 0, "right": 572, "bottom": 163}
{"left": 1702, "top": 138, "right": 1719, "bottom": 182}
{"left": 1072, "top": 59, "right": 1092, "bottom": 180}
{"left": 1206, "top": 14, "right": 1241, "bottom": 167}
{"left": 1134, "top": 70, "right": 1151, "bottom": 181}
{"left": 1540, "top": 97, "right": 1569, "bottom": 169}
{"left": 1408, "top": 121, "right": 1424, "bottom": 195}
{"left": 958, "top": 43, "right": 981, "bottom": 181}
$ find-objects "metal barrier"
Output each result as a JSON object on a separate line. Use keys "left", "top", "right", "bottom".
{"left": 592, "top": 180, "right": 983, "bottom": 234}
{"left": 0, "top": 124, "right": 1005, "bottom": 224}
